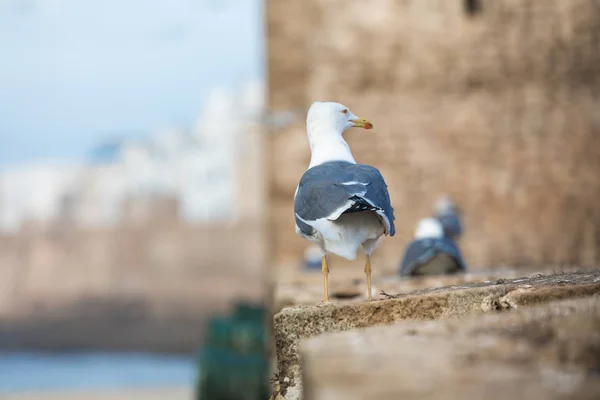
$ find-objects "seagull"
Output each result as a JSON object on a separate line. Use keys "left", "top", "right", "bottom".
{"left": 399, "top": 217, "right": 466, "bottom": 276}
{"left": 293, "top": 102, "right": 395, "bottom": 302}
{"left": 433, "top": 195, "right": 463, "bottom": 241}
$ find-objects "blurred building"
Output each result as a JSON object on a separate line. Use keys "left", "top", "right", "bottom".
{"left": 266, "top": 0, "right": 600, "bottom": 270}
{"left": 0, "top": 81, "right": 268, "bottom": 351}
{"left": 0, "top": 81, "right": 266, "bottom": 233}
{"left": 0, "top": 163, "right": 81, "bottom": 233}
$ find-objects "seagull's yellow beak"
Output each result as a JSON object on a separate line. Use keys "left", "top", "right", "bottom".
{"left": 351, "top": 117, "right": 373, "bottom": 130}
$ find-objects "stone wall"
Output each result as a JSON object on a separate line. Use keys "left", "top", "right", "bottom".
{"left": 0, "top": 220, "right": 266, "bottom": 352}
{"left": 266, "top": 0, "right": 600, "bottom": 270}
{"left": 271, "top": 269, "right": 600, "bottom": 399}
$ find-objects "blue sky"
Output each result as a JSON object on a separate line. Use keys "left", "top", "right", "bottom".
{"left": 0, "top": 0, "right": 262, "bottom": 168}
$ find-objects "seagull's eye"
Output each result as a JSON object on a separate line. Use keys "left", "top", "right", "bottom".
{"left": 341, "top": 109, "right": 348, "bottom": 115}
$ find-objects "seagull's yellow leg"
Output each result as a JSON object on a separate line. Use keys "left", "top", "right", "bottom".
{"left": 365, "top": 255, "right": 372, "bottom": 301}
{"left": 322, "top": 255, "right": 329, "bottom": 302}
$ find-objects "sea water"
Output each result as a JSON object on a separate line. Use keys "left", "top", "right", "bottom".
{"left": 0, "top": 352, "right": 196, "bottom": 393}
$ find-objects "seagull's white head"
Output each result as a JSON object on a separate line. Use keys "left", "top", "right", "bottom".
{"left": 414, "top": 218, "right": 444, "bottom": 239}
{"left": 306, "top": 102, "right": 373, "bottom": 137}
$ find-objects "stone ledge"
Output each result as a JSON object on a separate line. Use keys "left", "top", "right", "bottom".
{"left": 302, "top": 296, "right": 600, "bottom": 400}
{"left": 272, "top": 269, "right": 600, "bottom": 399}
{"left": 272, "top": 266, "right": 590, "bottom": 314}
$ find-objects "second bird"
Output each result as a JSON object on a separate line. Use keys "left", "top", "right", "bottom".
{"left": 399, "top": 217, "right": 466, "bottom": 277}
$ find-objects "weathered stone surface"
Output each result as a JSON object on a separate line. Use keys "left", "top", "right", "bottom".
{"left": 302, "top": 296, "right": 600, "bottom": 400}
{"left": 273, "top": 267, "right": 549, "bottom": 314}
{"left": 273, "top": 270, "right": 600, "bottom": 399}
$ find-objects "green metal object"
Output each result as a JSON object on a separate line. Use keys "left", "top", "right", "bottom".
{"left": 205, "top": 316, "right": 235, "bottom": 350}
{"left": 233, "top": 302, "right": 266, "bottom": 323}
{"left": 196, "top": 302, "right": 269, "bottom": 400}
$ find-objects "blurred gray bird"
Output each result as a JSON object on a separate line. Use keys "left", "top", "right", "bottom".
{"left": 302, "top": 245, "right": 324, "bottom": 270}
{"left": 294, "top": 102, "right": 395, "bottom": 302}
{"left": 433, "top": 195, "right": 462, "bottom": 241}
{"left": 399, "top": 218, "right": 466, "bottom": 276}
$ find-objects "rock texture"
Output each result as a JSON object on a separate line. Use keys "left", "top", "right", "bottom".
{"left": 273, "top": 267, "right": 546, "bottom": 314}
{"left": 272, "top": 270, "right": 600, "bottom": 399}
{"left": 302, "top": 296, "right": 600, "bottom": 399}
{"left": 266, "top": 0, "right": 600, "bottom": 269}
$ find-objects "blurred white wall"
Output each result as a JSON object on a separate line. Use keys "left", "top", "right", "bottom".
{"left": 0, "top": 80, "right": 265, "bottom": 233}
{"left": 0, "top": 163, "right": 80, "bottom": 232}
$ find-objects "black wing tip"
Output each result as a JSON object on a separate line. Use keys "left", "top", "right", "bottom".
{"left": 342, "top": 196, "right": 382, "bottom": 215}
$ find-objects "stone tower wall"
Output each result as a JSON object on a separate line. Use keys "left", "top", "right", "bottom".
{"left": 267, "top": 0, "right": 600, "bottom": 270}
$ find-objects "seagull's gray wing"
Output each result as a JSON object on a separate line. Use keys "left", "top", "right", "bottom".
{"left": 294, "top": 179, "right": 366, "bottom": 237}
{"left": 294, "top": 161, "right": 395, "bottom": 237}
{"left": 435, "top": 213, "right": 462, "bottom": 240}
{"left": 399, "top": 238, "right": 466, "bottom": 276}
